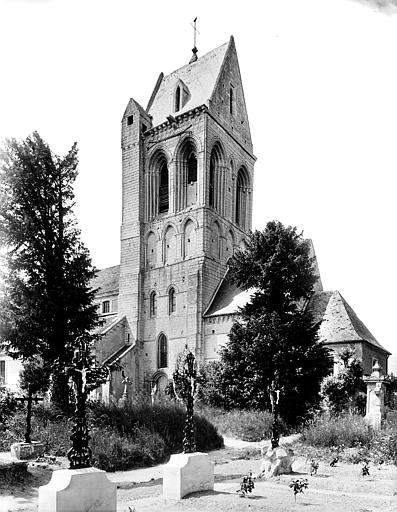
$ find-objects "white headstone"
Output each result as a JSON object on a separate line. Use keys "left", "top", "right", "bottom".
{"left": 38, "top": 467, "right": 117, "bottom": 512}
{"left": 163, "top": 452, "right": 214, "bottom": 500}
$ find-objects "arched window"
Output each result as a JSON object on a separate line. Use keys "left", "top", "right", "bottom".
{"left": 168, "top": 288, "right": 176, "bottom": 315}
{"left": 147, "top": 151, "right": 169, "bottom": 219}
{"left": 159, "top": 162, "right": 169, "bottom": 213}
{"left": 236, "top": 167, "right": 249, "bottom": 229}
{"left": 150, "top": 291, "right": 157, "bottom": 318}
{"left": 209, "top": 144, "right": 224, "bottom": 213}
{"left": 158, "top": 334, "right": 168, "bottom": 369}
{"left": 175, "top": 139, "right": 197, "bottom": 210}
{"left": 188, "top": 154, "right": 197, "bottom": 183}
{"left": 175, "top": 86, "right": 181, "bottom": 112}
{"left": 209, "top": 156, "right": 215, "bottom": 208}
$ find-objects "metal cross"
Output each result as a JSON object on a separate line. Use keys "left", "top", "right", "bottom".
{"left": 191, "top": 17, "right": 200, "bottom": 49}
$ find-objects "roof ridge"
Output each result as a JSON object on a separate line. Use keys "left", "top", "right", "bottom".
{"left": 97, "top": 264, "right": 120, "bottom": 273}
{"left": 163, "top": 40, "right": 229, "bottom": 79}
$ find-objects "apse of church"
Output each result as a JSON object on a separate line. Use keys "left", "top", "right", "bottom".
{"left": 115, "top": 36, "right": 256, "bottom": 387}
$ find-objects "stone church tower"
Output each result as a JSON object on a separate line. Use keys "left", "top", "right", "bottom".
{"left": 91, "top": 36, "right": 390, "bottom": 404}
{"left": 0, "top": 37, "right": 390, "bottom": 399}
{"left": 93, "top": 37, "right": 256, "bottom": 398}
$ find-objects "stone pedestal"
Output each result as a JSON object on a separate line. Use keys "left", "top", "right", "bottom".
{"left": 364, "top": 361, "right": 387, "bottom": 430}
{"left": 163, "top": 452, "right": 214, "bottom": 499}
{"left": 11, "top": 441, "right": 45, "bottom": 460}
{"left": 38, "top": 467, "right": 117, "bottom": 512}
{"left": 258, "top": 445, "right": 294, "bottom": 478}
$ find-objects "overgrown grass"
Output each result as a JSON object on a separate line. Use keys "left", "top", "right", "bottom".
{"left": 0, "top": 400, "right": 223, "bottom": 471}
{"left": 196, "top": 404, "right": 289, "bottom": 442}
{"left": 301, "top": 413, "right": 374, "bottom": 448}
{"left": 89, "top": 400, "right": 223, "bottom": 458}
{"left": 301, "top": 413, "right": 397, "bottom": 464}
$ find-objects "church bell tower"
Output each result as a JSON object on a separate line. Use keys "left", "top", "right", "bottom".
{"left": 118, "top": 36, "right": 256, "bottom": 387}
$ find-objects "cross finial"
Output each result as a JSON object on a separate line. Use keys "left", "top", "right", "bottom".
{"left": 189, "top": 17, "right": 199, "bottom": 63}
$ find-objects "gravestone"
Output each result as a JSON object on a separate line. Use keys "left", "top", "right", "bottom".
{"left": 163, "top": 452, "right": 214, "bottom": 499}
{"left": 38, "top": 467, "right": 116, "bottom": 512}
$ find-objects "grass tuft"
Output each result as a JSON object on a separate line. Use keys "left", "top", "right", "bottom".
{"left": 196, "top": 403, "right": 289, "bottom": 442}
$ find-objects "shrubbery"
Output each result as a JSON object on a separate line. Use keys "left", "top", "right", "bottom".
{"left": 0, "top": 400, "right": 223, "bottom": 471}
{"left": 320, "top": 348, "right": 366, "bottom": 414}
{"left": 301, "top": 413, "right": 397, "bottom": 464}
{"left": 88, "top": 400, "right": 223, "bottom": 457}
{"left": 301, "top": 413, "right": 373, "bottom": 448}
{"left": 0, "top": 381, "right": 19, "bottom": 429}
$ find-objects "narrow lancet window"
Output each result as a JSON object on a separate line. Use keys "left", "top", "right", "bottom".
{"left": 150, "top": 291, "right": 157, "bottom": 318}
{"left": 159, "top": 162, "right": 169, "bottom": 213}
{"left": 158, "top": 334, "right": 168, "bottom": 368}
{"left": 175, "top": 86, "right": 181, "bottom": 112}
{"left": 169, "top": 288, "right": 176, "bottom": 314}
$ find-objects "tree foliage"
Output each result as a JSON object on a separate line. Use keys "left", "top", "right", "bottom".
{"left": 321, "top": 347, "right": 366, "bottom": 414}
{"left": 19, "top": 356, "right": 51, "bottom": 396}
{"left": 0, "top": 380, "right": 18, "bottom": 429}
{"left": 201, "top": 221, "right": 333, "bottom": 425}
{"left": 0, "top": 132, "right": 101, "bottom": 407}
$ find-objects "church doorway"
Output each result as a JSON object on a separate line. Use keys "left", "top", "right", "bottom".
{"left": 151, "top": 371, "right": 169, "bottom": 403}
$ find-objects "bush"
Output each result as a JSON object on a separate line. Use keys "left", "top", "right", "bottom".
{"left": 370, "top": 428, "right": 397, "bottom": 465}
{"left": 0, "top": 400, "right": 223, "bottom": 471}
{"left": 91, "top": 426, "right": 166, "bottom": 472}
{"left": 196, "top": 404, "right": 288, "bottom": 442}
{"left": 88, "top": 400, "right": 223, "bottom": 455}
{"left": 301, "top": 413, "right": 374, "bottom": 448}
{"left": 301, "top": 412, "right": 397, "bottom": 465}
{"left": 0, "top": 382, "right": 19, "bottom": 429}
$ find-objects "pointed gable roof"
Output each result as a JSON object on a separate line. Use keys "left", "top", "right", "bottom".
{"left": 203, "top": 277, "right": 390, "bottom": 356}
{"left": 203, "top": 272, "right": 254, "bottom": 318}
{"left": 308, "top": 290, "right": 390, "bottom": 354}
{"left": 91, "top": 265, "right": 120, "bottom": 296}
{"left": 147, "top": 40, "right": 230, "bottom": 127}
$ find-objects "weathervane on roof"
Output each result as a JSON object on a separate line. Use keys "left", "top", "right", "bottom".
{"left": 189, "top": 17, "right": 199, "bottom": 63}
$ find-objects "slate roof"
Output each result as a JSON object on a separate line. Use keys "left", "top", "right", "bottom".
{"left": 92, "top": 314, "right": 120, "bottom": 335}
{"left": 203, "top": 274, "right": 254, "bottom": 317}
{"left": 92, "top": 265, "right": 120, "bottom": 296}
{"left": 308, "top": 290, "right": 391, "bottom": 354}
{"left": 102, "top": 343, "right": 134, "bottom": 367}
{"left": 147, "top": 40, "right": 229, "bottom": 127}
{"left": 204, "top": 277, "right": 389, "bottom": 355}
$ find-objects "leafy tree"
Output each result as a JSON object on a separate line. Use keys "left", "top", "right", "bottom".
{"left": 0, "top": 380, "right": 18, "bottom": 431}
{"left": 19, "top": 356, "right": 51, "bottom": 442}
{"left": 0, "top": 132, "right": 101, "bottom": 409}
{"left": 201, "top": 221, "right": 333, "bottom": 425}
{"left": 321, "top": 347, "right": 366, "bottom": 414}
{"left": 384, "top": 374, "right": 397, "bottom": 410}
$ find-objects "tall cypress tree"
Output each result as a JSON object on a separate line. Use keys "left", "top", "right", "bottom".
{"left": 0, "top": 132, "right": 101, "bottom": 409}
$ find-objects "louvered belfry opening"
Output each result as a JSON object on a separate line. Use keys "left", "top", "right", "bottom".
{"left": 159, "top": 161, "right": 169, "bottom": 213}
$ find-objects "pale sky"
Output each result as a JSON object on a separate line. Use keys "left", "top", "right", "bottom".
{"left": 0, "top": 0, "right": 396, "bottom": 372}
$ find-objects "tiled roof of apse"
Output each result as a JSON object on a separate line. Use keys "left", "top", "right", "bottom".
{"left": 308, "top": 290, "right": 390, "bottom": 353}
